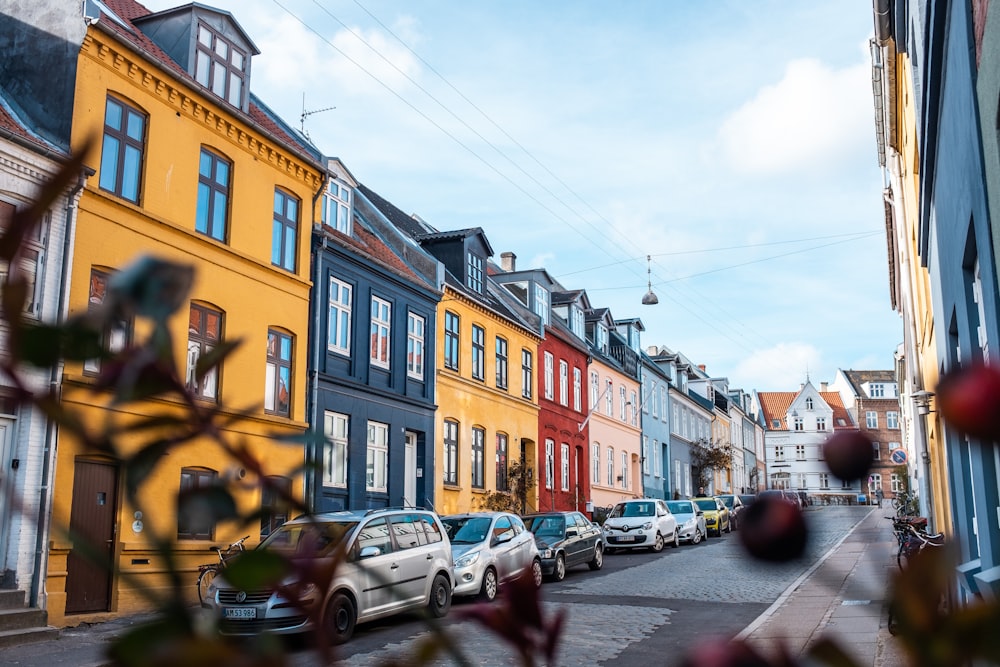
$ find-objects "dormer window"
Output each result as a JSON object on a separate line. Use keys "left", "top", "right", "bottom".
{"left": 596, "top": 323, "right": 608, "bottom": 353}
{"left": 466, "top": 253, "right": 484, "bottom": 293}
{"left": 534, "top": 285, "right": 549, "bottom": 326}
{"left": 805, "top": 398, "right": 814, "bottom": 410}
{"left": 570, "top": 305, "right": 584, "bottom": 337}
{"left": 195, "top": 22, "right": 247, "bottom": 108}
{"left": 322, "top": 179, "right": 352, "bottom": 234}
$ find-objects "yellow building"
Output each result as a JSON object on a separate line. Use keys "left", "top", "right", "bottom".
{"left": 45, "top": 1, "right": 324, "bottom": 625}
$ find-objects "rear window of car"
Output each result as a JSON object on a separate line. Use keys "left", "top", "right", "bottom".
{"left": 693, "top": 498, "right": 717, "bottom": 511}
{"left": 610, "top": 502, "right": 656, "bottom": 518}
{"left": 526, "top": 515, "right": 566, "bottom": 535}
{"left": 260, "top": 520, "right": 357, "bottom": 557}
{"left": 666, "top": 501, "right": 691, "bottom": 514}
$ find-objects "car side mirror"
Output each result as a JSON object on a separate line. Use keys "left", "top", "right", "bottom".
{"left": 358, "top": 546, "right": 382, "bottom": 559}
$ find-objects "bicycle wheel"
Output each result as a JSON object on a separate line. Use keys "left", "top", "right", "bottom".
{"left": 197, "top": 566, "right": 218, "bottom": 604}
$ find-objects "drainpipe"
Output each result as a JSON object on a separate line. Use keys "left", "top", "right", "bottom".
{"left": 31, "top": 170, "right": 88, "bottom": 608}
{"left": 303, "top": 175, "right": 328, "bottom": 513}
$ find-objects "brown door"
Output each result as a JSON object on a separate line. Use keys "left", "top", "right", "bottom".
{"left": 65, "top": 460, "right": 118, "bottom": 614}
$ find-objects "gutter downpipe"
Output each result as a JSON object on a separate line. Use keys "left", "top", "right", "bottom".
{"left": 304, "top": 175, "right": 329, "bottom": 514}
{"left": 30, "top": 169, "right": 88, "bottom": 607}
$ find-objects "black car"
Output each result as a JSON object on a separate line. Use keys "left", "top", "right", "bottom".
{"left": 523, "top": 511, "right": 604, "bottom": 581}
{"left": 716, "top": 494, "right": 746, "bottom": 529}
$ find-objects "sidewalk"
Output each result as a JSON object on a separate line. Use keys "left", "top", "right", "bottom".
{"left": 738, "top": 505, "right": 909, "bottom": 666}
{"left": 4, "top": 507, "right": 910, "bottom": 667}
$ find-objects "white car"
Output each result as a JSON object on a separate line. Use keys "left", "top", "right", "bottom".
{"left": 603, "top": 499, "right": 679, "bottom": 553}
{"left": 441, "top": 512, "right": 542, "bottom": 600}
{"left": 666, "top": 499, "right": 707, "bottom": 544}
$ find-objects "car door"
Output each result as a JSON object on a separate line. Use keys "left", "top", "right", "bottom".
{"left": 509, "top": 514, "right": 535, "bottom": 574}
{"left": 570, "top": 513, "right": 595, "bottom": 566}
{"left": 387, "top": 513, "right": 433, "bottom": 608}
{"left": 656, "top": 500, "right": 677, "bottom": 535}
{"left": 353, "top": 517, "right": 400, "bottom": 618}
{"left": 491, "top": 515, "right": 521, "bottom": 582}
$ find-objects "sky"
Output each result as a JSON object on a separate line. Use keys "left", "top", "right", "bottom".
{"left": 141, "top": 0, "right": 902, "bottom": 394}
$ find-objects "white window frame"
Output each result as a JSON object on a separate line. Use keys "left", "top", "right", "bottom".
{"left": 816, "top": 417, "right": 827, "bottom": 431}
{"left": 370, "top": 296, "right": 391, "bottom": 368}
{"left": 866, "top": 411, "right": 878, "bottom": 428}
{"left": 544, "top": 352, "right": 554, "bottom": 400}
{"left": 366, "top": 420, "right": 388, "bottom": 492}
{"left": 642, "top": 437, "right": 649, "bottom": 474}
{"left": 534, "top": 284, "right": 549, "bottom": 326}
{"left": 561, "top": 443, "right": 570, "bottom": 491}
{"left": 573, "top": 368, "right": 582, "bottom": 412}
{"left": 620, "top": 451, "right": 628, "bottom": 489}
{"left": 795, "top": 444, "right": 805, "bottom": 460}
{"left": 545, "top": 439, "right": 554, "bottom": 490}
{"left": 591, "top": 443, "right": 600, "bottom": 484}
{"left": 590, "top": 371, "right": 599, "bottom": 410}
{"left": 887, "top": 411, "right": 899, "bottom": 429}
{"left": 328, "top": 277, "right": 352, "bottom": 355}
{"left": 607, "top": 447, "right": 614, "bottom": 486}
{"left": 322, "top": 178, "right": 352, "bottom": 234}
{"left": 559, "top": 360, "right": 568, "bottom": 406}
{"left": 619, "top": 385, "right": 627, "bottom": 420}
{"left": 630, "top": 391, "right": 637, "bottom": 425}
{"left": 605, "top": 379, "right": 613, "bottom": 415}
{"left": 323, "top": 411, "right": 349, "bottom": 487}
{"left": 406, "top": 312, "right": 425, "bottom": 379}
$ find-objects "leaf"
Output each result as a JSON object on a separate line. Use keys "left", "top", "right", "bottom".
{"left": 195, "top": 339, "right": 242, "bottom": 386}
{"left": 177, "top": 484, "right": 238, "bottom": 528}
{"left": 124, "top": 439, "right": 173, "bottom": 499}
{"left": 221, "top": 549, "right": 291, "bottom": 591}
{"left": 16, "top": 322, "right": 102, "bottom": 367}
{"left": 108, "top": 255, "right": 194, "bottom": 324}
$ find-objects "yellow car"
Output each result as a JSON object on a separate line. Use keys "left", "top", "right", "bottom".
{"left": 692, "top": 497, "right": 731, "bottom": 537}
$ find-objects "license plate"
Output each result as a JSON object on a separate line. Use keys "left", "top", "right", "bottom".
{"left": 617, "top": 535, "right": 635, "bottom": 542}
{"left": 224, "top": 607, "right": 256, "bottom": 620}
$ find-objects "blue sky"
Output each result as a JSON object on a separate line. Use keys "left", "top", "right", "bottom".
{"left": 142, "top": 0, "right": 901, "bottom": 393}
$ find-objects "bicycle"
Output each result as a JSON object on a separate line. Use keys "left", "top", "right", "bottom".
{"left": 197, "top": 535, "right": 249, "bottom": 604}
{"left": 886, "top": 516, "right": 944, "bottom": 634}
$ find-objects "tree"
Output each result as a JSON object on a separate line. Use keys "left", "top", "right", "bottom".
{"left": 690, "top": 438, "right": 733, "bottom": 492}
{"left": 476, "top": 460, "right": 536, "bottom": 513}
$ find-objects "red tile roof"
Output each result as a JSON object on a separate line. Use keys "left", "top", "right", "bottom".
{"left": 758, "top": 390, "right": 854, "bottom": 431}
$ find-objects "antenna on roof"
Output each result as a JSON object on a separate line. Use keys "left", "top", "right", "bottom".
{"left": 300, "top": 93, "right": 336, "bottom": 137}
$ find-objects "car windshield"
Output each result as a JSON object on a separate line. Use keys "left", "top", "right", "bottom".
{"left": 259, "top": 520, "right": 357, "bottom": 558}
{"left": 739, "top": 495, "right": 756, "bottom": 505}
{"left": 719, "top": 496, "right": 735, "bottom": 508}
{"left": 526, "top": 516, "right": 566, "bottom": 536}
{"left": 693, "top": 498, "right": 717, "bottom": 511}
{"left": 610, "top": 502, "right": 656, "bottom": 518}
{"left": 666, "top": 501, "right": 692, "bottom": 514}
{"left": 442, "top": 516, "right": 493, "bottom": 544}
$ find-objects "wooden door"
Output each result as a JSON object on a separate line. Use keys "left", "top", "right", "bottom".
{"left": 65, "top": 460, "right": 118, "bottom": 614}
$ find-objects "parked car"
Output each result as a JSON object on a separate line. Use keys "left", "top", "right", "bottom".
{"left": 738, "top": 493, "right": 758, "bottom": 509}
{"left": 523, "top": 511, "right": 604, "bottom": 581}
{"left": 692, "top": 496, "right": 731, "bottom": 536}
{"left": 203, "top": 508, "right": 455, "bottom": 644}
{"left": 602, "top": 499, "right": 679, "bottom": 553}
{"left": 716, "top": 494, "right": 746, "bottom": 529}
{"left": 665, "top": 499, "right": 707, "bottom": 544}
{"left": 441, "top": 512, "right": 542, "bottom": 601}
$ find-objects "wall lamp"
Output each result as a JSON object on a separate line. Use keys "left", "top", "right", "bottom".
{"left": 912, "top": 390, "right": 935, "bottom": 416}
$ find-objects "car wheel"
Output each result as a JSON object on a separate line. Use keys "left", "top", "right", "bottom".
{"left": 588, "top": 545, "right": 604, "bottom": 570}
{"left": 531, "top": 558, "right": 543, "bottom": 588}
{"left": 551, "top": 554, "right": 567, "bottom": 582}
{"left": 323, "top": 592, "right": 356, "bottom": 645}
{"left": 691, "top": 527, "right": 702, "bottom": 544}
{"left": 427, "top": 573, "right": 452, "bottom": 618}
{"left": 651, "top": 532, "right": 665, "bottom": 553}
{"left": 479, "top": 567, "right": 498, "bottom": 602}
{"left": 671, "top": 528, "right": 680, "bottom": 548}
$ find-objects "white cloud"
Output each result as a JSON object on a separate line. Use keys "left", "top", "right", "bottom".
{"left": 733, "top": 342, "right": 822, "bottom": 391}
{"left": 715, "top": 57, "right": 872, "bottom": 174}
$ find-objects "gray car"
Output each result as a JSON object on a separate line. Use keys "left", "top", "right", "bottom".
{"left": 442, "top": 512, "right": 542, "bottom": 601}
{"left": 203, "top": 508, "right": 455, "bottom": 644}
{"left": 666, "top": 499, "right": 707, "bottom": 544}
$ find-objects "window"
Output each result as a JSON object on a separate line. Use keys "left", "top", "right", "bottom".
{"left": 366, "top": 421, "right": 388, "bottom": 492}
{"left": 816, "top": 417, "right": 827, "bottom": 431}
{"left": 0, "top": 202, "right": 44, "bottom": 319}
{"left": 545, "top": 439, "right": 554, "bottom": 490}
{"left": 187, "top": 303, "right": 223, "bottom": 401}
{"left": 605, "top": 379, "right": 613, "bottom": 415}
{"left": 260, "top": 476, "right": 291, "bottom": 538}
{"left": 869, "top": 473, "right": 883, "bottom": 492}
{"left": 870, "top": 383, "right": 885, "bottom": 398}
{"left": 471, "top": 325, "right": 485, "bottom": 381}
{"left": 596, "top": 323, "right": 608, "bottom": 352}
{"left": 793, "top": 417, "right": 804, "bottom": 431}
{"left": 866, "top": 411, "right": 878, "bottom": 428}
{"left": 443, "top": 420, "right": 458, "bottom": 485}
{"left": 467, "top": 253, "right": 483, "bottom": 293}
{"left": 795, "top": 445, "right": 805, "bottom": 460}
{"left": 805, "top": 398, "right": 814, "bottom": 410}
{"left": 99, "top": 96, "right": 145, "bottom": 203}
{"left": 620, "top": 451, "right": 628, "bottom": 489}
{"left": 194, "top": 21, "right": 247, "bottom": 107}
{"left": 887, "top": 411, "right": 899, "bottom": 429}
{"left": 370, "top": 296, "right": 391, "bottom": 368}
{"left": 652, "top": 440, "right": 659, "bottom": 477}
{"left": 796, "top": 473, "right": 807, "bottom": 489}
{"left": 534, "top": 285, "right": 549, "bottom": 326}
{"left": 819, "top": 473, "right": 829, "bottom": 489}
{"left": 607, "top": 448, "right": 614, "bottom": 486}
{"left": 590, "top": 371, "right": 599, "bottom": 409}
{"left": 495, "top": 337, "right": 508, "bottom": 389}
{"left": 841, "top": 477, "right": 852, "bottom": 490}
{"left": 630, "top": 391, "right": 637, "bottom": 425}
{"left": 771, "top": 419, "right": 781, "bottom": 428}
{"left": 661, "top": 388, "right": 667, "bottom": 421}
{"left": 521, "top": 349, "right": 533, "bottom": 399}
{"left": 444, "top": 311, "right": 460, "bottom": 370}
{"left": 496, "top": 433, "right": 508, "bottom": 490}
{"left": 561, "top": 443, "right": 570, "bottom": 491}
{"left": 390, "top": 314, "right": 416, "bottom": 380}
{"left": 83, "top": 268, "right": 130, "bottom": 374}
{"left": 619, "top": 386, "right": 627, "bottom": 420}
{"left": 322, "top": 411, "right": 348, "bottom": 487}
{"left": 178, "top": 468, "right": 217, "bottom": 540}
{"left": 888, "top": 441, "right": 900, "bottom": 454}
{"left": 573, "top": 368, "right": 582, "bottom": 411}
{"left": 471, "top": 427, "right": 485, "bottom": 489}
{"left": 544, "top": 352, "right": 554, "bottom": 399}
{"left": 774, "top": 445, "right": 784, "bottom": 461}
{"left": 271, "top": 189, "right": 299, "bottom": 272}
{"left": 328, "top": 277, "right": 352, "bottom": 355}
{"left": 872, "top": 441, "right": 881, "bottom": 460}
{"left": 891, "top": 473, "right": 903, "bottom": 493}
{"left": 570, "top": 306, "right": 584, "bottom": 337}
{"left": 642, "top": 437, "right": 649, "bottom": 474}
{"left": 591, "top": 443, "right": 600, "bottom": 484}
{"left": 322, "top": 178, "right": 352, "bottom": 234}
{"left": 195, "top": 147, "right": 230, "bottom": 242}
{"left": 650, "top": 383, "right": 658, "bottom": 418}
{"left": 559, "top": 360, "right": 568, "bottom": 406}
{"left": 264, "top": 329, "right": 292, "bottom": 416}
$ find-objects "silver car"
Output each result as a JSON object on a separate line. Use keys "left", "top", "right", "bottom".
{"left": 203, "top": 509, "right": 455, "bottom": 644}
{"left": 441, "top": 512, "right": 542, "bottom": 601}
{"left": 666, "top": 499, "right": 707, "bottom": 544}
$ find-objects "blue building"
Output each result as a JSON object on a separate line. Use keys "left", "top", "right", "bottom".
{"left": 639, "top": 349, "right": 672, "bottom": 499}
{"left": 307, "top": 160, "right": 442, "bottom": 512}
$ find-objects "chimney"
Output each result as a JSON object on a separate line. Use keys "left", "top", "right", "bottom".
{"left": 821, "top": 382, "right": 828, "bottom": 391}
{"left": 698, "top": 364, "right": 706, "bottom": 371}
{"left": 500, "top": 252, "right": 516, "bottom": 272}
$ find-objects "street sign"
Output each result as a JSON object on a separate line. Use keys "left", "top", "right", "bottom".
{"left": 890, "top": 448, "right": 907, "bottom": 464}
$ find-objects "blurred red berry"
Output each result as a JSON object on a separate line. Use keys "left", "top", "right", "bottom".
{"left": 739, "top": 495, "right": 808, "bottom": 562}
{"left": 822, "top": 431, "right": 874, "bottom": 481}
{"left": 680, "top": 637, "right": 773, "bottom": 667}
{"left": 936, "top": 364, "right": 1000, "bottom": 441}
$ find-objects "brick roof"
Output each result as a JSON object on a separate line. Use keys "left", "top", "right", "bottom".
{"left": 758, "top": 390, "right": 854, "bottom": 431}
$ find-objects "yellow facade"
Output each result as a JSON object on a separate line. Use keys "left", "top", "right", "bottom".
{"left": 434, "top": 287, "right": 540, "bottom": 515}
{"left": 48, "top": 25, "right": 323, "bottom": 626}
{"left": 587, "top": 362, "right": 642, "bottom": 509}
